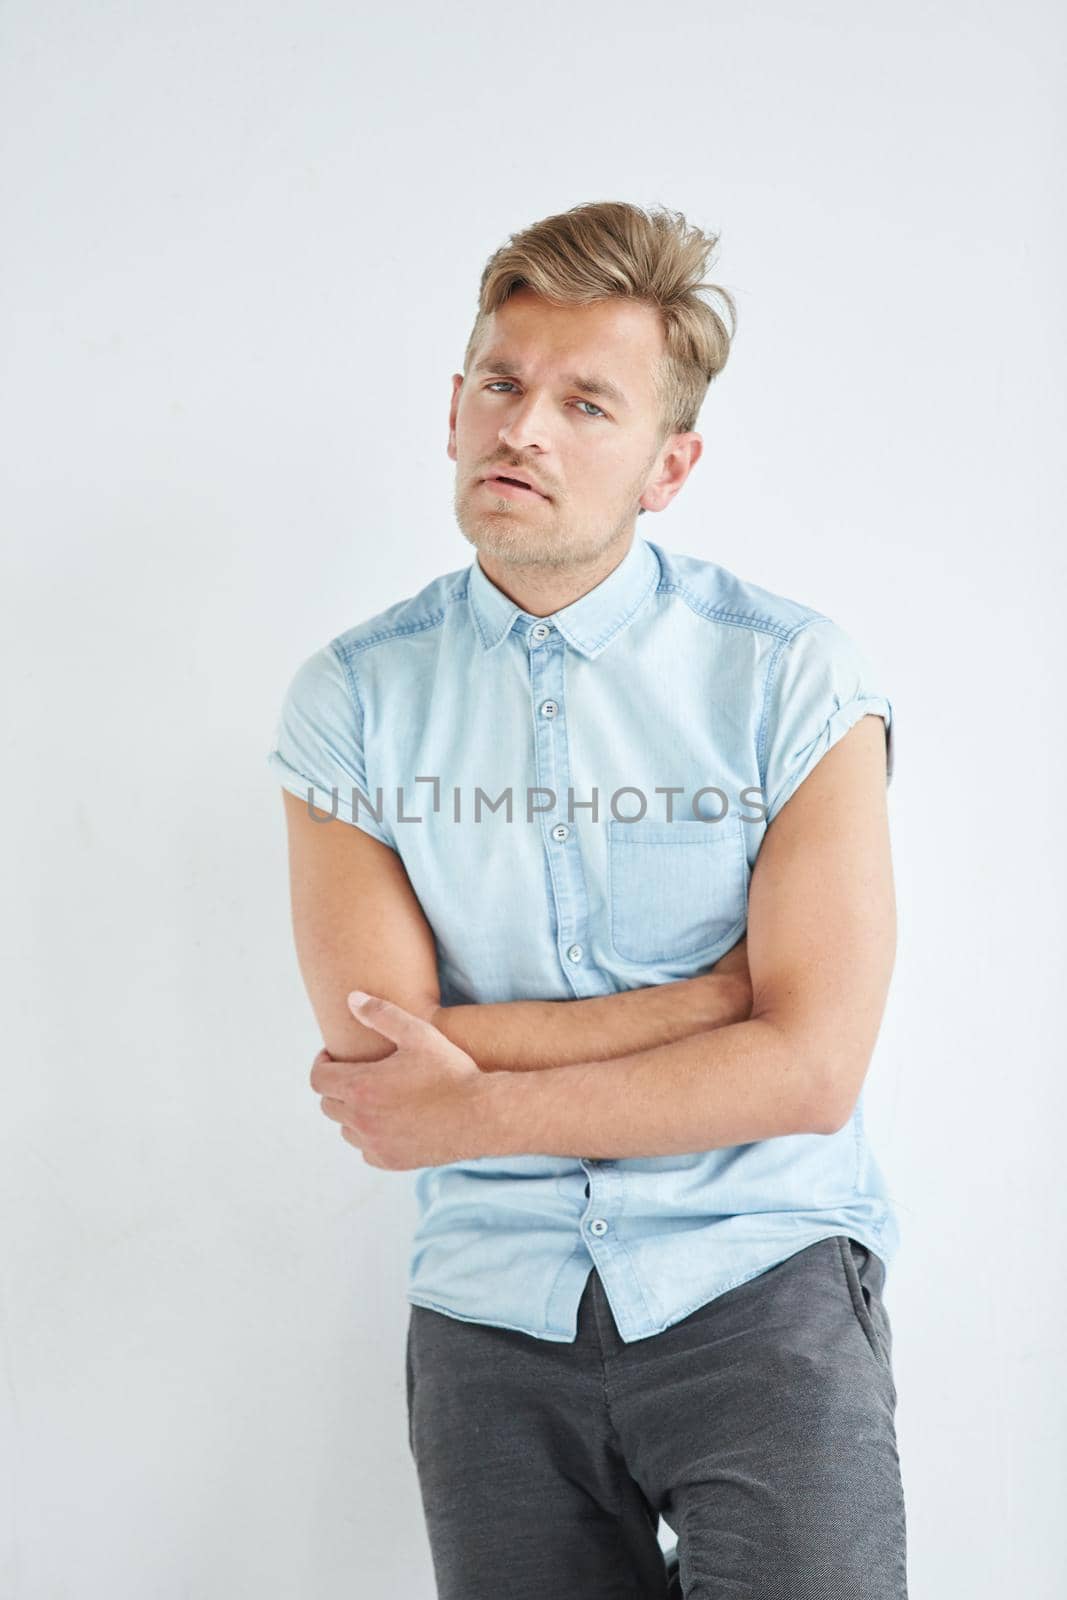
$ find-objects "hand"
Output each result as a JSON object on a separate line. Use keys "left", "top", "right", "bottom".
{"left": 309, "top": 992, "right": 491, "bottom": 1170}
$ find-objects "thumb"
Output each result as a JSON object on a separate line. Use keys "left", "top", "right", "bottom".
{"left": 347, "top": 990, "right": 438, "bottom": 1049}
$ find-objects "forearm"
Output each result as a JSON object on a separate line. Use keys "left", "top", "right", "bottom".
{"left": 430, "top": 972, "right": 749, "bottom": 1074}
{"left": 476, "top": 1016, "right": 834, "bottom": 1157}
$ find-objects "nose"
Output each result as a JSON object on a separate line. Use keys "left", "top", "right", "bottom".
{"left": 496, "top": 391, "right": 553, "bottom": 456}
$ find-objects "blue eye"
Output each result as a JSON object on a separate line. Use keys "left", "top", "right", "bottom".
{"left": 485, "top": 381, "right": 606, "bottom": 419}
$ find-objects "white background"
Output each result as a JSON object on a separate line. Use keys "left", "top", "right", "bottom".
{"left": 2, "top": 2, "right": 1064, "bottom": 1595}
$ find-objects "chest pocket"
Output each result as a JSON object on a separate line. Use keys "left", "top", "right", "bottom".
{"left": 607, "top": 815, "right": 750, "bottom": 967}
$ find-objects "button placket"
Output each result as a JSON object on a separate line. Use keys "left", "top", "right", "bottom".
{"left": 581, "top": 1157, "right": 624, "bottom": 1269}
{"left": 527, "top": 631, "right": 602, "bottom": 994}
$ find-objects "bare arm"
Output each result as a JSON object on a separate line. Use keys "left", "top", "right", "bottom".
{"left": 431, "top": 939, "right": 750, "bottom": 1072}
{"left": 278, "top": 790, "right": 751, "bottom": 1070}
{"left": 476, "top": 713, "right": 897, "bottom": 1156}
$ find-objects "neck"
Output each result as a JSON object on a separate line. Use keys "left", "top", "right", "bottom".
{"left": 477, "top": 530, "right": 635, "bottom": 619}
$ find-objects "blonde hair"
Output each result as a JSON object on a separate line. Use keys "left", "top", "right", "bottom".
{"left": 463, "top": 200, "right": 737, "bottom": 450}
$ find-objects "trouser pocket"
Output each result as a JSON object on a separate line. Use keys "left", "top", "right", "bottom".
{"left": 837, "top": 1235, "right": 894, "bottom": 1378}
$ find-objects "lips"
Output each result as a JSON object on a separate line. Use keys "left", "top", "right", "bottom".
{"left": 482, "top": 472, "right": 548, "bottom": 499}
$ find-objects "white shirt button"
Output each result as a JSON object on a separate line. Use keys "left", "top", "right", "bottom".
{"left": 551, "top": 824, "right": 569, "bottom": 842}
{"left": 540, "top": 699, "right": 559, "bottom": 717}
{"left": 567, "top": 944, "right": 583, "bottom": 962}
{"left": 588, "top": 1219, "right": 609, "bottom": 1237}
{"left": 530, "top": 623, "right": 551, "bottom": 642}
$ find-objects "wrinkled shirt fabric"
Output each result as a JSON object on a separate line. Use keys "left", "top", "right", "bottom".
{"left": 267, "top": 533, "right": 899, "bottom": 1343}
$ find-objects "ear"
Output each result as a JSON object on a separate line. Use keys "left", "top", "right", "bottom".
{"left": 638, "top": 432, "right": 703, "bottom": 513}
{"left": 447, "top": 373, "right": 463, "bottom": 462}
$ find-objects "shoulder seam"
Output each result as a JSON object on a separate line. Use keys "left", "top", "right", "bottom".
{"left": 332, "top": 581, "right": 466, "bottom": 660}
{"left": 326, "top": 638, "right": 367, "bottom": 739}
{"left": 657, "top": 578, "right": 830, "bottom": 642}
{"left": 755, "top": 615, "right": 837, "bottom": 797}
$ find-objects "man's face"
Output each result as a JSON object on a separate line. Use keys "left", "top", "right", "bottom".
{"left": 448, "top": 288, "right": 699, "bottom": 570}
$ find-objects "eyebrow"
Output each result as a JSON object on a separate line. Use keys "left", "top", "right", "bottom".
{"left": 472, "top": 352, "right": 630, "bottom": 411}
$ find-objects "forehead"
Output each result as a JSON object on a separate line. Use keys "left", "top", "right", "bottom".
{"left": 476, "top": 289, "right": 664, "bottom": 400}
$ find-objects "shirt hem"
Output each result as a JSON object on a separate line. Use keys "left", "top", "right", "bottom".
{"left": 405, "top": 1220, "right": 894, "bottom": 1345}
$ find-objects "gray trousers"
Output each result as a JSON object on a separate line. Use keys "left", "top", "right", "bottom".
{"left": 405, "top": 1235, "right": 908, "bottom": 1598}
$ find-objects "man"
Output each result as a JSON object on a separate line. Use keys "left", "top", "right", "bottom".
{"left": 267, "top": 201, "right": 907, "bottom": 1598}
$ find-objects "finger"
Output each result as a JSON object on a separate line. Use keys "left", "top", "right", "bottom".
{"left": 309, "top": 1048, "right": 337, "bottom": 1092}
{"left": 319, "top": 1095, "right": 348, "bottom": 1125}
{"left": 347, "top": 991, "right": 442, "bottom": 1050}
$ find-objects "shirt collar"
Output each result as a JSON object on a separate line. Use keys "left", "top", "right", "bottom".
{"left": 465, "top": 532, "right": 661, "bottom": 660}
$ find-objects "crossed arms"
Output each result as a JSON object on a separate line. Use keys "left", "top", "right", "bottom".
{"left": 279, "top": 713, "right": 896, "bottom": 1163}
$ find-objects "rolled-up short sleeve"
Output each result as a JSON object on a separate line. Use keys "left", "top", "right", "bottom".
{"left": 761, "top": 618, "right": 894, "bottom": 827}
{"left": 266, "top": 643, "right": 395, "bottom": 848}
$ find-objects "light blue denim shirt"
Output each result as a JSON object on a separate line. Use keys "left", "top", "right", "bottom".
{"left": 267, "top": 532, "right": 899, "bottom": 1343}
